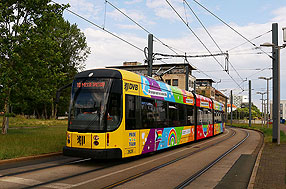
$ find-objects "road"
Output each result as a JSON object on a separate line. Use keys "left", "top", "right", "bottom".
{"left": 0, "top": 127, "right": 262, "bottom": 189}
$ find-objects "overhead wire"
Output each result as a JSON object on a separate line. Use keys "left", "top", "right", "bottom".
{"left": 105, "top": 0, "right": 182, "bottom": 55}
{"left": 228, "top": 52, "right": 272, "bottom": 55}
{"left": 243, "top": 67, "right": 272, "bottom": 80}
{"left": 103, "top": 0, "right": 107, "bottom": 29}
{"left": 183, "top": 0, "right": 244, "bottom": 82}
{"left": 192, "top": 0, "right": 272, "bottom": 59}
{"left": 194, "top": 67, "right": 271, "bottom": 72}
{"left": 51, "top": 0, "right": 144, "bottom": 52}
{"left": 106, "top": 0, "right": 219, "bottom": 80}
{"left": 165, "top": 0, "right": 244, "bottom": 91}
{"left": 228, "top": 30, "right": 272, "bottom": 51}
{"left": 155, "top": 52, "right": 227, "bottom": 58}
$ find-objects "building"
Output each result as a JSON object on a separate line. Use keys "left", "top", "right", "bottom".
{"left": 270, "top": 100, "right": 286, "bottom": 120}
{"left": 195, "top": 79, "right": 216, "bottom": 99}
{"left": 195, "top": 79, "right": 228, "bottom": 107}
{"left": 229, "top": 95, "right": 249, "bottom": 108}
{"left": 108, "top": 62, "right": 197, "bottom": 91}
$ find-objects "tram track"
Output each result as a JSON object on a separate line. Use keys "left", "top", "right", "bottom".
{"left": 103, "top": 128, "right": 237, "bottom": 189}
{"left": 175, "top": 129, "right": 249, "bottom": 189}
{"left": 0, "top": 157, "right": 93, "bottom": 179}
{"left": 0, "top": 128, "right": 240, "bottom": 189}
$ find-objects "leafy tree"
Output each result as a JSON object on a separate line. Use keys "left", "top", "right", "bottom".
{"left": 0, "top": 0, "right": 90, "bottom": 133}
{"left": 230, "top": 103, "right": 262, "bottom": 120}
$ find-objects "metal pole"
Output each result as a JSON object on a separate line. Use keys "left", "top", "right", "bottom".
{"left": 261, "top": 94, "right": 264, "bottom": 127}
{"left": 249, "top": 80, "right": 252, "bottom": 127}
{"left": 277, "top": 47, "right": 280, "bottom": 145}
{"left": 147, "top": 34, "right": 153, "bottom": 77}
{"left": 230, "top": 90, "right": 233, "bottom": 127}
{"left": 185, "top": 64, "right": 189, "bottom": 91}
{"left": 264, "top": 99, "right": 267, "bottom": 127}
{"left": 267, "top": 79, "right": 270, "bottom": 128}
{"left": 272, "top": 23, "right": 280, "bottom": 144}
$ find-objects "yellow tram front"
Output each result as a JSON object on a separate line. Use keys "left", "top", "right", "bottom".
{"left": 64, "top": 68, "right": 197, "bottom": 159}
{"left": 63, "top": 69, "right": 124, "bottom": 159}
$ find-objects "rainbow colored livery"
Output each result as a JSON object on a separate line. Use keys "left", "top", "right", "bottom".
{"left": 63, "top": 68, "right": 226, "bottom": 159}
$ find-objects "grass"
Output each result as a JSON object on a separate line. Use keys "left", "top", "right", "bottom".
{"left": 0, "top": 115, "right": 67, "bottom": 160}
{"left": 5, "top": 115, "right": 67, "bottom": 128}
{"left": 229, "top": 122, "right": 286, "bottom": 143}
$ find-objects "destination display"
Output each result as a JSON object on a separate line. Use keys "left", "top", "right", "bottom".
{"left": 75, "top": 81, "right": 106, "bottom": 89}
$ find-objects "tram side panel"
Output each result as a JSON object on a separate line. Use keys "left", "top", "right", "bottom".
{"left": 138, "top": 76, "right": 195, "bottom": 155}
{"left": 196, "top": 94, "right": 214, "bottom": 140}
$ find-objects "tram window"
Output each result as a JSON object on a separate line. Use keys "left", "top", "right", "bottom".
{"left": 178, "top": 104, "right": 186, "bottom": 126}
{"left": 169, "top": 102, "right": 179, "bottom": 126}
{"left": 156, "top": 100, "right": 168, "bottom": 128}
{"left": 198, "top": 108, "right": 203, "bottom": 125}
{"left": 200, "top": 107, "right": 212, "bottom": 125}
{"left": 106, "top": 93, "right": 122, "bottom": 131}
{"left": 208, "top": 110, "right": 213, "bottom": 124}
{"left": 187, "top": 105, "right": 194, "bottom": 125}
{"left": 126, "top": 95, "right": 136, "bottom": 129}
{"left": 202, "top": 108, "right": 208, "bottom": 125}
{"left": 141, "top": 98, "right": 156, "bottom": 128}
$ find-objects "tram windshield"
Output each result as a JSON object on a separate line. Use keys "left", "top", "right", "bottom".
{"left": 69, "top": 78, "right": 122, "bottom": 132}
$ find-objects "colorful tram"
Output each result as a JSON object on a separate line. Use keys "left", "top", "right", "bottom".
{"left": 63, "top": 68, "right": 226, "bottom": 159}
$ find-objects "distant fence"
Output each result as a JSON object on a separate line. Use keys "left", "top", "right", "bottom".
{"left": 230, "top": 120, "right": 265, "bottom": 124}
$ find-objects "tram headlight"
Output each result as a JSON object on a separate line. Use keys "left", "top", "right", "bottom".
{"left": 67, "top": 133, "right": 71, "bottom": 144}
{"left": 94, "top": 141, "right": 99, "bottom": 146}
{"left": 93, "top": 135, "right": 99, "bottom": 140}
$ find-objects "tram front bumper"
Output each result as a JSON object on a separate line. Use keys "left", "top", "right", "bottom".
{"left": 63, "top": 146, "right": 122, "bottom": 159}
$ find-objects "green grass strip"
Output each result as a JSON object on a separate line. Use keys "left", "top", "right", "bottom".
{"left": 229, "top": 122, "right": 286, "bottom": 143}
{"left": 0, "top": 126, "right": 66, "bottom": 160}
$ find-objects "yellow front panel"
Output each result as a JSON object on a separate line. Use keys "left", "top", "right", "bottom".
{"left": 71, "top": 133, "right": 92, "bottom": 149}
{"left": 123, "top": 130, "right": 140, "bottom": 157}
{"left": 91, "top": 133, "right": 106, "bottom": 149}
{"left": 123, "top": 80, "right": 139, "bottom": 95}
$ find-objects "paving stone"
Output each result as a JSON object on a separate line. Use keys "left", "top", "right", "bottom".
{"left": 253, "top": 143, "right": 286, "bottom": 188}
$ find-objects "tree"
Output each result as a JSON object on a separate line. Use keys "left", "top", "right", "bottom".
{"left": 231, "top": 103, "right": 262, "bottom": 120}
{"left": 0, "top": 0, "right": 90, "bottom": 133}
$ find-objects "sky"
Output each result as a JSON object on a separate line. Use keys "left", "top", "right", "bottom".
{"left": 54, "top": 0, "right": 286, "bottom": 111}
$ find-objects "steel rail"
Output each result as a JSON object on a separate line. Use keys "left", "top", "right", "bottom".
{"left": 103, "top": 128, "right": 236, "bottom": 189}
{"left": 175, "top": 129, "right": 250, "bottom": 189}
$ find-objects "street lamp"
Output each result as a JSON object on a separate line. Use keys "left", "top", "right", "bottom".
{"left": 260, "top": 23, "right": 286, "bottom": 145}
{"left": 258, "top": 77, "right": 272, "bottom": 128}
{"left": 257, "top": 92, "right": 267, "bottom": 127}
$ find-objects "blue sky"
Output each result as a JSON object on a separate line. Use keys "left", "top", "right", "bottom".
{"left": 55, "top": 0, "right": 286, "bottom": 110}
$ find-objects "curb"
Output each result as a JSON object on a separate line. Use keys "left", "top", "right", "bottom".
{"left": 247, "top": 142, "right": 265, "bottom": 189}
{"left": 0, "top": 152, "right": 62, "bottom": 165}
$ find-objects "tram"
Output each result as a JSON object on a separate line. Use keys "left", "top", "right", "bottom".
{"left": 63, "top": 68, "right": 226, "bottom": 159}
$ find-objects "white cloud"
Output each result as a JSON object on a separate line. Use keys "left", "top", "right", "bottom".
{"left": 79, "top": 5, "right": 286, "bottom": 108}
{"left": 124, "top": 0, "right": 143, "bottom": 5}
{"left": 57, "top": 0, "right": 102, "bottom": 20}
{"left": 116, "top": 24, "right": 142, "bottom": 30}
{"left": 271, "top": 6, "right": 286, "bottom": 24}
{"left": 83, "top": 28, "right": 146, "bottom": 69}
{"left": 107, "top": 8, "right": 146, "bottom": 22}
{"left": 146, "top": 0, "right": 192, "bottom": 22}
